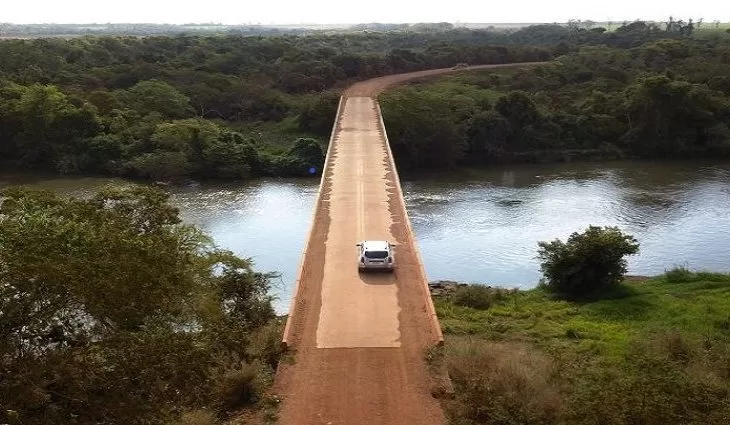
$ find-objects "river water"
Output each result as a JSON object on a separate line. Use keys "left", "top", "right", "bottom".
{"left": 2, "top": 160, "right": 730, "bottom": 313}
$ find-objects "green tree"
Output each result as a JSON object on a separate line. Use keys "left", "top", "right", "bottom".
{"left": 466, "top": 110, "right": 510, "bottom": 161}
{"left": 537, "top": 226, "right": 640, "bottom": 299}
{"left": 0, "top": 186, "right": 278, "bottom": 425}
{"left": 13, "top": 84, "right": 101, "bottom": 170}
{"left": 298, "top": 91, "right": 340, "bottom": 136}
{"left": 380, "top": 88, "right": 467, "bottom": 169}
{"left": 151, "top": 117, "right": 221, "bottom": 159}
{"left": 202, "top": 131, "right": 261, "bottom": 179}
{"left": 622, "top": 74, "right": 729, "bottom": 156}
{"left": 495, "top": 91, "right": 540, "bottom": 130}
{"left": 123, "top": 79, "right": 194, "bottom": 119}
{"left": 126, "top": 150, "right": 194, "bottom": 181}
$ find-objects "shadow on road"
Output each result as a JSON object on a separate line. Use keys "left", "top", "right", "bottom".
{"left": 359, "top": 271, "right": 397, "bottom": 286}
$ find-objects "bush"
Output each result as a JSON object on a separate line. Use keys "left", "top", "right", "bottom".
{"left": 665, "top": 266, "right": 695, "bottom": 283}
{"left": 537, "top": 226, "right": 639, "bottom": 299}
{"left": 445, "top": 339, "right": 564, "bottom": 424}
{"left": 261, "top": 137, "right": 325, "bottom": 176}
{"left": 665, "top": 266, "right": 730, "bottom": 284}
{"left": 212, "top": 361, "right": 271, "bottom": 412}
{"left": 452, "top": 285, "right": 512, "bottom": 310}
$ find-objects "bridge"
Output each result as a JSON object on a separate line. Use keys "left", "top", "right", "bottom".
{"left": 274, "top": 63, "right": 544, "bottom": 425}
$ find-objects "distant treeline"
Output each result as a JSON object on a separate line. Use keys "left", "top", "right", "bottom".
{"left": 1, "top": 21, "right": 728, "bottom": 180}
{"left": 380, "top": 22, "right": 730, "bottom": 169}
{"left": 0, "top": 29, "right": 549, "bottom": 180}
{"left": 0, "top": 23, "right": 320, "bottom": 37}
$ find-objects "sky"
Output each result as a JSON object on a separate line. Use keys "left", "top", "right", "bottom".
{"left": 1, "top": 0, "right": 727, "bottom": 25}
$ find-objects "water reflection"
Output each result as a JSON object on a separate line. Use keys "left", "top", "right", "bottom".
{"left": 169, "top": 179, "right": 319, "bottom": 313}
{"left": 405, "top": 160, "right": 730, "bottom": 287}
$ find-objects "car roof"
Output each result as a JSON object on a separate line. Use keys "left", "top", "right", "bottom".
{"left": 361, "top": 240, "right": 390, "bottom": 251}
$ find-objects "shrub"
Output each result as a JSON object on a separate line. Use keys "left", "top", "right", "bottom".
{"left": 537, "top": 226, "right": 639, "bottom": 299}
{"left": 445, "top": 338, "right": 564, "bottom": 424}
{"left": 212, "top": 361, "right": 271, "bottom": 412}
{"left": 246, "top": 319, "right": 286, "bottom": 370}
{"left": 665, "top": 266, "right": 695, "bottom": 283}
{"left": 452, "top": 285, "right": 512, "bottom": 310}
{"left": 665, "top": 266, "right": 730, "bottom": 284}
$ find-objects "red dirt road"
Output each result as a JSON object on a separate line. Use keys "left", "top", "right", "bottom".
{"left": 274, "top": 62, "right": 545, "bottom": 425}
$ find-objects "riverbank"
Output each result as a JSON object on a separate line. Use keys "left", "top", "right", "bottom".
{"left": 430, "top": 270, "right": 730, "bottom": 424}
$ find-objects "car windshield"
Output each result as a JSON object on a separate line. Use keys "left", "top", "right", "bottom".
{"left": 364, "top": 250, "right": 388, "bottom": 259}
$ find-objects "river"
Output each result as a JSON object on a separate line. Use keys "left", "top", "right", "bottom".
{"left": 2, "top": 160, "right": 730, "bottom": 313}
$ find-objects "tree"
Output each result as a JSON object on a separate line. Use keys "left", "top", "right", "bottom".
{"left": 495, "top": 91, "right": 540, "bottom": 130}
{"left": 0, "top": 186, "right": 278, "bottom": 424}
{"left": 298, "top": 91, "right": 340, "bottom": 136}
{"left": 126, "top": 150, "right": 193, "bottom": 180}
{"left": 495, "top": 91, "right": 545, "bottom": 150}
{"left": 537, "top": 226, "right": 639, "bottom": 299}
{"left": 150, "top": 117, "right": 221, "bottom": 159}
{"left": 123, "top": 79, "right": 194, "bottom": 119}
{"left": 621, "top": 74, "right": 728, "bottom": 156}
{"left": 284, "top": 137, "right": 326, "bottom": 175}
{"left": 202, "top": 131, "right": 261, "bottom": 179}
{"left": 466, "top": 110, "right": 510, "bottom": 161}
{"left": 13, "top": 84, "right": 101, "bottom": 170}
{"left": 380, "top": 88, "right": 468, "bottom": 169}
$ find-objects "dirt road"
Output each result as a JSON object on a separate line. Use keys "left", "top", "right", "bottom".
{"left": 274, "top": 62, "right": 544, "bottom": 425}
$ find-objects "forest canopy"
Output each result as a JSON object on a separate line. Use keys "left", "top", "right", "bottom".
{"left": 1, "top": 21, "right": 728, "bottom": 178}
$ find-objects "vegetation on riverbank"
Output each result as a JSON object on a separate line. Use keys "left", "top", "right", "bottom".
{"left": 432, "top": 228, "right": 730, "bottom": 424}
{"left": 0, "top": 30, "right": 548, "bottom": 182}
{"left": 0, "top": 185, "right": 285, "bottom": 425}
{"left": 3, "top": 19, "right": 728, "bottom": 180}
{"left": 381, "top": 28, "right": 730, "bottom": 170}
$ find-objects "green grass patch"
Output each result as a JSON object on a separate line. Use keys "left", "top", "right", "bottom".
{"left": 436, "top": 273, "right": 730, "bottom": 424}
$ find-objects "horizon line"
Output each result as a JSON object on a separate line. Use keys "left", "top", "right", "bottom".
{"left": 2, "top": 18, "right": 724, "bottom": 26}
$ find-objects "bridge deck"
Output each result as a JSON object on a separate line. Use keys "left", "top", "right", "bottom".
{"left": 274, "top": 96, "right": 444, "bottom": 424}
{"left": 275, "top": 62, "right": 545, "bottom": 425}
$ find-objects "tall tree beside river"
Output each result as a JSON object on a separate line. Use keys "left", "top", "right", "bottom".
{"left": 0, "top": 185, "right": 283, "bottom": 424}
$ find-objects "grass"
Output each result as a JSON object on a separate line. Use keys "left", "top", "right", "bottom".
{"left": 437, "top": 272, "right": 730, "bottom": 359}
{"left": 435, "top": 270, "right": 730, "bottom": 424}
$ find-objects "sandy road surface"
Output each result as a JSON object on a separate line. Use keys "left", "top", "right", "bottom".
{"left": 275, "top": 62, "right": 545, "bottom": 425}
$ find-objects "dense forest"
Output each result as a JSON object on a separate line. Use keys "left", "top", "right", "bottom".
{"left": 380, "top": 22, "right": 730, "bottom": 169}
{"left": 0, "top": 28, "right": 551, "bottom": 181}
{"left": 1, "top": 21, "right": 729, "bottom": 181}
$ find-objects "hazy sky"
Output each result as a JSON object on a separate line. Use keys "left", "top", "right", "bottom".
{"left": 2, "top": 0, "right": 727, "bottom": 25}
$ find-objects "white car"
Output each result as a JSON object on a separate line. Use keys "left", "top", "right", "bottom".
{"left": 356, "top": 240, "right": 395, "bottom": 272}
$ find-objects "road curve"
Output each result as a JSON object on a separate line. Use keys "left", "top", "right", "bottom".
{"left": 274, "top": 62, "right": 545, "bottom": 425}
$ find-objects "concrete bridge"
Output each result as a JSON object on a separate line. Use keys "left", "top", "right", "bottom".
{"left": 274, "top": 62, "right": 545, "bottom": 425}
